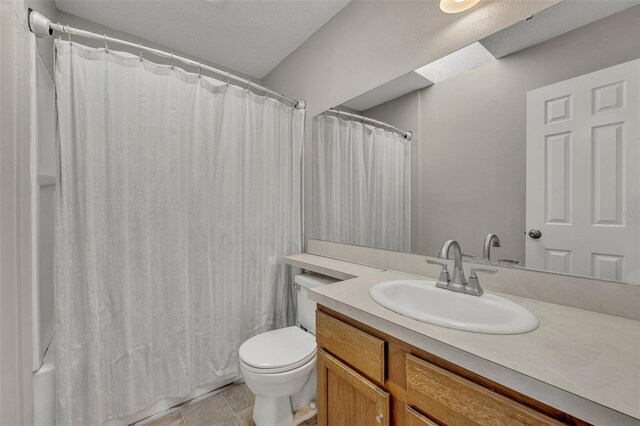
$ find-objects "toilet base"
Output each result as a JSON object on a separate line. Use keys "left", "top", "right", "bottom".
{"left": 292, "top": 404, "right": 317, "bottom": 425}
{"left": 243, "top": 364, "right": 317, "bottom": 426}
{"left": 252, "top": 397, "right": 317, "bottom": 426}
{"left": 253, "top": 395, "right": 293, "bottom": 426}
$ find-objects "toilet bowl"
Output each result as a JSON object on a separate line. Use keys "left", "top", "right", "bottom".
{"left": 239, "top": 273, "right": 338, "bottom": 426}
{"left": 240, "top": 326, "right": 317, "bottom": 426}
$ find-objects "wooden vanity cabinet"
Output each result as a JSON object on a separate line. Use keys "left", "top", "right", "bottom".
{"left": 317, "top": 350, "right": 390, "bottom": 426}
{"left": 405, "top": 354, "right": 561, "bottom": 426}
{"left": 315, "top": 307, "right": 588, "bottom": 426}
{"left": 316, "top": 310, "right": 385, "bottom": 384}
{"left": 405, "top": 406, "right": 439, "bottom": 426}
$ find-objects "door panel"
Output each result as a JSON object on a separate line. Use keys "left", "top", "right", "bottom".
{"left": 545, "top": 249, "right": 572, "bottom": 274}
{"left": 544, "top": 132, "right": 571, "bottom": 224}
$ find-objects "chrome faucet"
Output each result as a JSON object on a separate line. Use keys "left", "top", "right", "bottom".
{"left": 438, "top": 240, "right": 467, "bottom": 291}
{"left": 425, "top": 239, "right": 497, "bottom": 296}
{"left": 483, "top": 233, "right": 501, "bottom": 262}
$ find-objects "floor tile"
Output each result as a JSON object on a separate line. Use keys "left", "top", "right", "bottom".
{"left": 144, "top": 410, "right": 185, "bottom": 426}
{"left": 301, "top": 415, "right": 317, "bottom": 425}
{"left": 214, "top": 415, "right": 240, "bottom": 426}
{"left": 180, "top": 394, "right": 233, "bottom": 426}
{"left": 235, "top": 407, "right": 255, "bottom": 426}
{"left": 222, "top": 383, "right": 255, "bottom": 413}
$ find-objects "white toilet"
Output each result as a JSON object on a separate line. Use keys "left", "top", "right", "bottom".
{"left": 239, "top": 273, "right": 338, "bottom": 426}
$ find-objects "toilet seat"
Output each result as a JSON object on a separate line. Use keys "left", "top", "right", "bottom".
{"left": 239, "top": 326, "right": 317, "bottom": 374}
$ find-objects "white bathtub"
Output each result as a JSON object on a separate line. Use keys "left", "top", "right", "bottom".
{"left": 33, "top": 341, "right": 55, "bottom": 426}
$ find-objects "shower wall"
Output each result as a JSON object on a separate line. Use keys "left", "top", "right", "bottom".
{"left": 32, "top": 45, "right": 56, "bottom": 372}
{"left": 31, "top": 37, "right": 57, "bottom": 426}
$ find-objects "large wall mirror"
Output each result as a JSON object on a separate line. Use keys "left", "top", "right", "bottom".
{"left": 311, "top": 2, "right": 640, "bottom": 285}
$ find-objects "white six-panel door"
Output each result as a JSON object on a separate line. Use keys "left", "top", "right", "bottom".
{"left": 526, "top": 59, "right": 640, "bottom": 284}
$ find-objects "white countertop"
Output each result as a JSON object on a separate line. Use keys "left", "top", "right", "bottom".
{"left": 284, "top": 253, "right": 384, "bottom": 280}
{"left": 285, "top": 254, "right": 640, "bottom": 425}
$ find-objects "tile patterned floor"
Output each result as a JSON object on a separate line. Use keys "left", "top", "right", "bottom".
{"left": 140, "top": 382, "right": 317, "bottom": 426}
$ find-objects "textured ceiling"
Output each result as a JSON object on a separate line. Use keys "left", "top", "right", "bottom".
{"left": 480, "top": 0, "right": 640, "bottom": 58}
{"left": 54, "top": 0, "right": 349, "bottom": 79}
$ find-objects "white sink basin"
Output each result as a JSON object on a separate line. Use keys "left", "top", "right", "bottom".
{"left": 369, "top": 280, "right": 539, "bottom": 334}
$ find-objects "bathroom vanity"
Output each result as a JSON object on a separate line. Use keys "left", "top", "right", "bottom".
{"left": 285, "top": 252, "right": 640, "bottom": 426}
{"left": 315, "top": 308, "right": 575, "bottom": 425}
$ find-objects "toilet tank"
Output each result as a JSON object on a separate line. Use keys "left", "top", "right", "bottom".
{"left": 295, "top": 273, "right": 339, "bottom": 334}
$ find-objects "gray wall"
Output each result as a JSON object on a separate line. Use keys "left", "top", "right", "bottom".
{"left": 262, "top": 0, "right": 559, "bottom": 249}
{"left": 363, "top": 5, "right": 640, "bottom": 262}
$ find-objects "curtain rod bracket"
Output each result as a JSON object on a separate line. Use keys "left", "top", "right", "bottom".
{"left": 28, "top": 9, "right": 53, "bottom": 38}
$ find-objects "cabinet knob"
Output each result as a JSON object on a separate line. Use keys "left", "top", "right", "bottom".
{"left": 376, "top": 414, "right": 384, "bottom": 423}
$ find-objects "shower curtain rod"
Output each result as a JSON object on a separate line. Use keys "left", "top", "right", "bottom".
{"left": 27, "top": 9, "right": 305, "bottom": 109}
{"left": 326, "top": 108, "right": 413, "bottom": 140}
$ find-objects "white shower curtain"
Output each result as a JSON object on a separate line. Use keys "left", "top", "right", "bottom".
{"left": 312, "top": 114, "right": 411, "bottom": 252}
{"left": 54, "top": 41, "right": 303, "bottom": 425}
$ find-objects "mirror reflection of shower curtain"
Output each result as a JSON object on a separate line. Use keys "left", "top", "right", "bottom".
{"left": 312, "top": 115, "right": 411, "bottom": 252}
{"left": 54, "top": 41, "right": 303, "bottom": 425}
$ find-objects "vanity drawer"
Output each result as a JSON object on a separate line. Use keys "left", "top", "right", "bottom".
{"left": 405, "top": 405, "right": 439, "bottom": 426}
{"left": 316, "top": 311, "right": 385, "bottom": 384}
{"left": 406, "top": 354, "right": 560, "bottom": 425}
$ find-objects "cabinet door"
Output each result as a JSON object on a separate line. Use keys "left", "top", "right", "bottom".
{"left": 317, "top": 349, "right": 390, "bottom": 426}
{"left": 405, "top": 405, "right": 439, "bottom": 426}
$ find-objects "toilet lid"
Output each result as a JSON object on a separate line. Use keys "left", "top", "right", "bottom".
{"left": 239, "top": 326, "right": 316, "bottom": 372}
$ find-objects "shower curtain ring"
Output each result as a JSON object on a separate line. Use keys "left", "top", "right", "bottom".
{"left": 65, "top": 26, "right": 71, "bottom": 43}
{"left": 170, "top": 52, "right": 174, "bottom": 69}
{"left": 138, "top": 43, "right": 143, "bottom": 61}
{"left": 246, "top": 78, "right": 251, "bottom": 91}
{"left": 225, "top": 72, "right": 230, "bottom": 86}
{"left": 198, "top": 62, "right": 202, "bottom": 78}
{"left": 103, "top": 34, "right": 108, "bottom": 51}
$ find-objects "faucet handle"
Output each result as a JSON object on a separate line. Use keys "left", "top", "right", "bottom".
{"left": 426, "top": 259, "right": 450, "bottom": 289}
{"left": 466, "top": 267, "right": 498, "bottom": 296}
{"left": 426, "top": 259, "right": 447, "bottom": 269}
{"left": 470, "top": 267, "right": 498, "bottom": 277}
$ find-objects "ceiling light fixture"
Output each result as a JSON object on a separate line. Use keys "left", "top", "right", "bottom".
{"left": 440, "top": 0, "right": 480, "bottom": 14}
